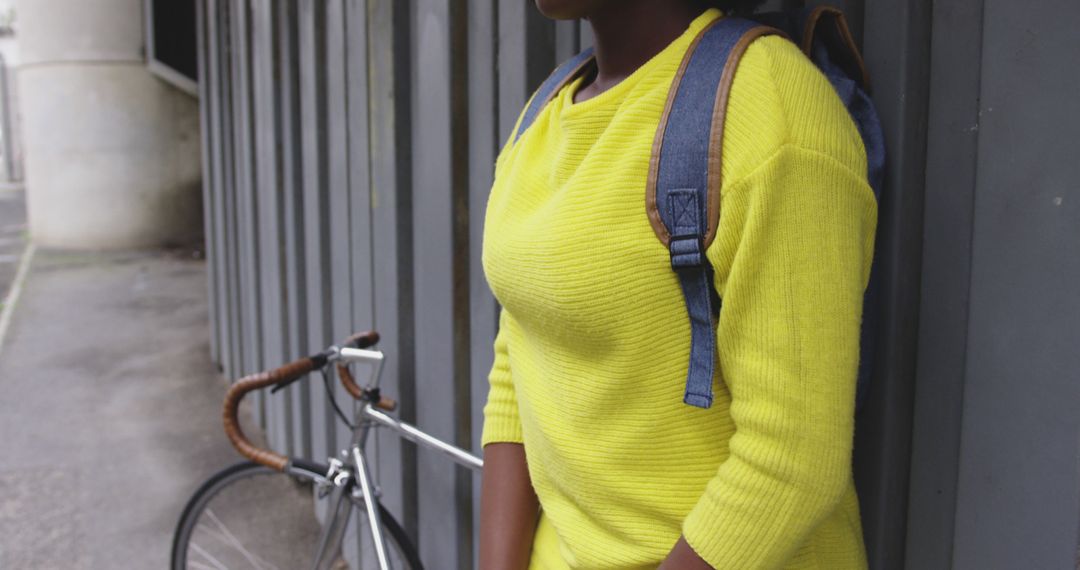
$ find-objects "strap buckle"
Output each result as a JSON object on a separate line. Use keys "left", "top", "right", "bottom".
{"left": 669, "top": 234, "right": 707, "bottom": 270}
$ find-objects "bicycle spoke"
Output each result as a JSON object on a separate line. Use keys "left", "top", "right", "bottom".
{"left": 174, "top": 462, "right": 421, "bottom": 570}
{"left": 189, "top": 542, "right": 230, "bottom": 570}
{"left": 204, "top": 509, "right": 281, "bottom": 570}
{"left": 190, "top": 510, "right": 284, "bottom": 570}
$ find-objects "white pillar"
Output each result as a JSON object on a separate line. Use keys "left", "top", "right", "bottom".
{"left": 16, "top": 0, "right": 201, "bottom": 249}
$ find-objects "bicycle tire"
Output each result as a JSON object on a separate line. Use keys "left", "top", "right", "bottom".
{"left": 172, "top": 461, "right": 422, "bottom": 570}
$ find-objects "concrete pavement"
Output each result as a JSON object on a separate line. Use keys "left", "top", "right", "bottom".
{"left": 0, "top": 248, "right": 308, "bottom": 568}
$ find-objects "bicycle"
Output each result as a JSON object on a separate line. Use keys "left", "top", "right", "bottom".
{"left": 172, "top": 331, "right": 484, "bottom": 570}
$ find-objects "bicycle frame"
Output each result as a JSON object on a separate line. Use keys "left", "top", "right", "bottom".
{"left": 304, "top": 345, "right": 484, "bottom": 570}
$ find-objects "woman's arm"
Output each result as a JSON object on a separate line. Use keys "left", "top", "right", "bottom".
{"left": 478, "top": 309, "right": 537, "bottom": 568}
{"left": 479, "top": 442, "right": 540, "bottom": 570}
{"left": 672, "top": 144, "right": 878, "bottom": 568}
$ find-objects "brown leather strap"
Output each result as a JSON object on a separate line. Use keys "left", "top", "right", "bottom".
{"left": 646, "top": 21, "right": 785, "bottom": 249}
{"left": 802, "top": 6, "right": 871, "bottom": 92}
{"left": 222, "top": 357, "right": 318, "bottom": 471}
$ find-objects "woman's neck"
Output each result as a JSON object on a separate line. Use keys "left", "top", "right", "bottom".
{"left": 575, "top": 1, "right": 705, "bottom": 103}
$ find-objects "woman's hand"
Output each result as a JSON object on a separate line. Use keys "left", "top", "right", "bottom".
{"left": 658, "top": 535, "right": 714, "bottom": 570}
{"left": 479, "top": 442, "right": 540, "bottom": 570}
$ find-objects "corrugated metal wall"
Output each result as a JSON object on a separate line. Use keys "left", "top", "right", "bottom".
{"left": 194, "top": 1, "right": 1080, "bottom": 570}
{"left": 907, "top": 1, "right": 1080, "bottom": 568}
{"left": 196, "top": 0, "right": 593, "bottom": 566}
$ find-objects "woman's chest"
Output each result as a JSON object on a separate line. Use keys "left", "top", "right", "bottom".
{"left": 482, "top": 135, "right": 682, "bottom": 340}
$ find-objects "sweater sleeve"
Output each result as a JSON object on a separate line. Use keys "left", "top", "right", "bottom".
{"left": 480, "top": 308, "right": 524, "bottom": 447}
{"left": 681, "top": 143, "right": 877, "bottom": 568}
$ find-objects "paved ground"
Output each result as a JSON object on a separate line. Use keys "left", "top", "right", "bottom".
{"left": 0, "top": 247, "right": 313, "bottom": 568}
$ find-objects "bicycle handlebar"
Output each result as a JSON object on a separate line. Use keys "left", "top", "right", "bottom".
{"left": 342, "top": 330, "right": 380, "bottom": 350}
{"left": 337, "top": 364, "right": 398, "bottom": 412}
{"left": 223, "top": 355, "right": 323, "bottom": 471}
{"left": 222, "top": 330, "right": 386, "bottom": 471}
{"left": 336, "top": 330, "right": 396, "bottom": 411}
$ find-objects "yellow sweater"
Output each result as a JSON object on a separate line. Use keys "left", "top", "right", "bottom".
{"left": 480, "top": 9, "right": 875, "bottom": 569}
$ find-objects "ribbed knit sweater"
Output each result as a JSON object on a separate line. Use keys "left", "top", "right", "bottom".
{"left": 480, "top": 9, "right": 875, "bottom": 569}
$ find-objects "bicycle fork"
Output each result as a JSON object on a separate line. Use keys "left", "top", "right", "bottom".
{"left": 310, "top": 401, "right": 486, "bottom": 570}
{"left": 311, "top": 477, "right": 354, "bottom": 570}
{"left": 311, "top": 422, "right": 394, "bottom": 570}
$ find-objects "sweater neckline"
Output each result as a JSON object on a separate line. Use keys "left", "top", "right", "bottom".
{"left": 558, "top": 8, "right": 723, "bottom": 118}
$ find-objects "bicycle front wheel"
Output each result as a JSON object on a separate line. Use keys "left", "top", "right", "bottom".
{"left": 172, "top": 461, "right": 421, "bottom": 570}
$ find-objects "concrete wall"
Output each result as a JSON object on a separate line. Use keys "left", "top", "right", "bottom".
{"left": 16, "top": 0, "right": 201, "bottom": 249}
{"left": 0, "top": 0, "right": 22, "bottom": 183}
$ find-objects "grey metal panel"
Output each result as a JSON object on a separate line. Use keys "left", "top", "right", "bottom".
{"left": 324, "top": 0, "right": 354, "bottom": 455}
{"left": 349, "top": 7, "right": 377, "bottom": 563}
{"left": 951, "top": 2, "right": 1080, "bottom": 567}
{"left": 553, "top": 19, "right": 579, "bottom": 62}
{"left": 496, "top": 1, "right": 527, "bottom": 144}
{"left": 522, "top": 7, "right": 555, "bottom": 113}
{"left": 227, "top": 0, "right": 246, "bottom": 389}
{"left": 344, "top": 0, "right": 375, "bottom": 355}
{"left": 230, "top": 0, "right": 265, "bottom": 431}
{"left": 411, "top": 1, "right": 466, "bottom": 563}
{"left": 298, "top": 0, "right": 333, "bottom": 470}
{"left": 277, "top": 0, "right": 311, "bottom": 459}
{"left": 497, "top": 3, "right": 555, "bottom": 144}
{"left": 342, "top": 3, "right": 379, "bottom": 563}
{"left": 466, "top": 0, "right": 498, "bottom": 564}
{"left": 904, "top": 1, "right": 985, "bottom": 567}
{"left": 195, "top": 0, "right": 219, "bottom": 364}
{"left": 250, "top": 0, "right": 290, "bottom": 453}
{"left": 494, "top": 4, "right": 552, "bottom": 142}
{"left": 448, "top": 3, "right": 474, "bottom": 566}
{"left": 855, "top": 1, "right": 933, "bottom": 569}
{"left": 216, "top": 0, "right": 241, "bottom": 382}
{"left": 205, "top": 0, "right": 229, "bottom": 374}
{"left": 344, "top": 0, "right": 375, "bottom": 356}
{"left": 577, "top": 16, "right": 593, "bottom": 49}
{"left": 365, "top": 0, "right": 415, "bottom": 544}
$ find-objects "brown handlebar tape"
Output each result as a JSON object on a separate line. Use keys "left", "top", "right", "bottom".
{"left": 337, "top": 363, "right": 365, "bottom": 400}
{"left": 337, "top": 364, "right": 397, "bottom": 412}
{"left": 342, "top": 330, "right": 380, "bottom": 349}
{"left": 375, "top": 395, "right": 398, "bottom": 412}
{"left": 223, "top": 357, "right": 317, "bottom": 471}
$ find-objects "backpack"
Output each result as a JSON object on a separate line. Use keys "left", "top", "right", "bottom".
{"left": 513, "top": 6, "right": 886, "bottom": 411}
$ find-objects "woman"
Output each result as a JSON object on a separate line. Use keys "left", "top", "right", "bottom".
{"left": 478, "top": 1, "right": 875, "bottom": 568}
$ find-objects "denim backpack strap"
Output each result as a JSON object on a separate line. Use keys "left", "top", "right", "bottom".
{"left": 514, "top": 47, "right": 595, "bottom": 143}
{"left": 646, "top": 17, "right": 783, "bottom": 409}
